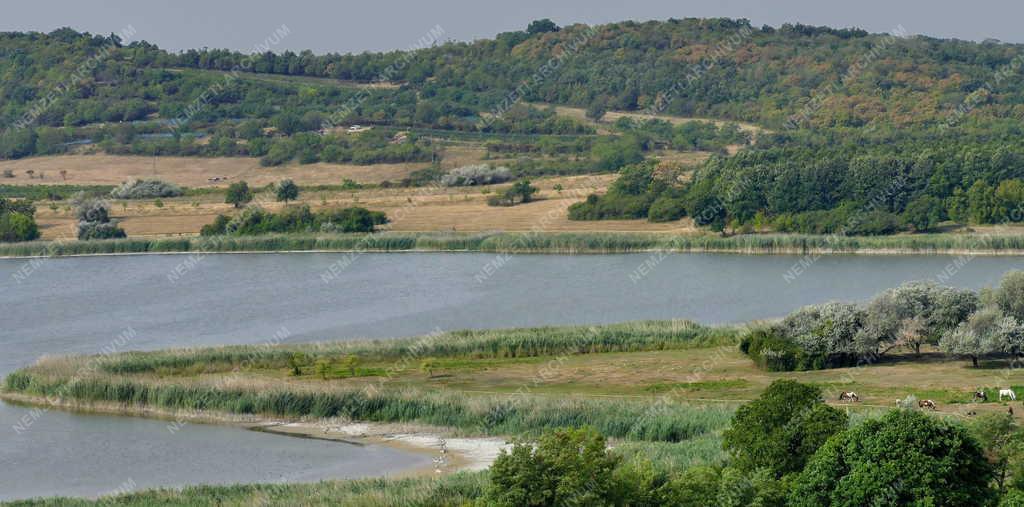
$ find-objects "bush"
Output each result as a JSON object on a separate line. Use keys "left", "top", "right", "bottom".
{"left": 200, "top": 214, "right": 230, "bottom": 236}
{"left": 77, "top": 221, "right": 127, "bottom": 240}
{"left": 72, "top": 194, "right": 125, "bottom": 240}
{"left": 205, "top": 205, "right": 387, "bottom": 236}
{"left": 109, "top": 179, "right": 183, "bottom": 199}
{"left": 740, "top": 329, "right": 802, "bottom": 371}
{"left": 487, "top": 180, "right": 538, "bottom": 207}
{"left": 440, "top": 164, "right": 512, "bottom": 186}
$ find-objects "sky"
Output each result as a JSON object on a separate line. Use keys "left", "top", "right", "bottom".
{"left": 3, "top": 0, "right": 1023, "bottom": 54}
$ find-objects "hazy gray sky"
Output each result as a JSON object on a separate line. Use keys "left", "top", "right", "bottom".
{"left": 4, "top": 0, "right": 1023, "bottom": 53}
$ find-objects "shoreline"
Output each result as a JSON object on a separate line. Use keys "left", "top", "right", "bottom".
{"left": 0, "top": 392, "right": 509, "bottom": 476}
{"left": 3, "top": 245, "right": 1024, "bottom": 260}
{"left": 3, "top": 231, "right": 1024, "bottom": 259}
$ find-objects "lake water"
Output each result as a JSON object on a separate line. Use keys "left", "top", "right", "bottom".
{"left": 1, "top": 251, "right": 1022, "bottom": 500}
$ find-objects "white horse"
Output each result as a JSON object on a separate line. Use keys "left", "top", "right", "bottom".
{"left": 999, "top": 389, "right": 1017, "bottom": 401}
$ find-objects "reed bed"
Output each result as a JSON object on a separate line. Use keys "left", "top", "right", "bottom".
{"left": 11, "top": 472, "right": 489, "bottom": 507}
{"left": 11, "top": 440, "right": 727, "bottom": 506}
{"left": 4, "top": 231, "right": 1024, "bottom": 257}
{"left": 95, "top": 320, "right": 741, "bottom": 375}
{"left": 5, "top": 372, "right": 733, "bottom": 443}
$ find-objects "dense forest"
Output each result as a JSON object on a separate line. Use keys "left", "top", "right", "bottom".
{"left": 3, "top": 18, "right": 1024, "bottom": 234}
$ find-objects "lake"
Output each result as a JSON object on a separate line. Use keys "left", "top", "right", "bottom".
{"left": 1, "top": 251, "right": 1021, "bottom": 500}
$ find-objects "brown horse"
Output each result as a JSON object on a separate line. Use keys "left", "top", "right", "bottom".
{"left": 839, "top": 391, "right": 859, "bottom": 402}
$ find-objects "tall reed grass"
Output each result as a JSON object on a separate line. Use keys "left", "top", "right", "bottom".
{"left": 96, "top": 320, "right": 741, "bottom": 375}
{"left": 13, "top": 472, "right": 488, "bottom": 507}
{"left": 6, "top": 372, "right": 734, "bottom": 443}
{"left": 4, "top": 231, "right": 1024, "bottom": 257}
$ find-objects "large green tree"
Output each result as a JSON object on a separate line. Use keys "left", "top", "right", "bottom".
{"left": 790, "top": 409, "right": 995, "bottom": 506}
{"left": 275, "top": 179, "right": 299, "bottom": 204}
{"left": 722, "top": 379, "right": 848, "bottom": 477}
{"left": 225, "top": 181, "right": 253, "bottom": 208}
{"left": 484, "top": 427, "right": 620, "bottom": 506}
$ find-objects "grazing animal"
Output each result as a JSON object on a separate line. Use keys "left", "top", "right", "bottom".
{"left": 974, "top": 390, "right": 988, "bottom": 402}
{"left": 1000, "top": 389, "right": 1017, "bottom": 401}
{"left": 839, "top": 391, "right": 859, "bottom": 402}
{"left": 919, "top": 399, "right": 937, "bottom": 410}
{"left": 966, "top": 410, "right": 978, "bottom": 416}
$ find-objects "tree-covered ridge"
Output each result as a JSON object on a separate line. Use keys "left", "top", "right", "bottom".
{"left": 4, "top": 17, "right": 1024, "bottom": 133}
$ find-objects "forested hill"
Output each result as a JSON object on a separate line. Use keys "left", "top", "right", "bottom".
{"left": 2, "top": 18, "right": 1024, "bottom": 134}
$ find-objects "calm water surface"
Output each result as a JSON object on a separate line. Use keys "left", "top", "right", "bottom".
{"left": 1, "top": 252, "right": 1022, "bottom": 500}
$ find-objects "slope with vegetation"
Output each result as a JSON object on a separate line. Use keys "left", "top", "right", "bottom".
{"left": 5, "top": 18, "right": 1024, "bottom": 239}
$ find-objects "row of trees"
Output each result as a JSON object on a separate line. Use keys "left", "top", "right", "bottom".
{"left": 485, "top": 380, "right": 1013, "bottom": 505}
{"left": 574, "top": 139, "right": 1024, "bottom": 234}
{"left": 742, "top": 272, "right": 1024, "bottom": 371}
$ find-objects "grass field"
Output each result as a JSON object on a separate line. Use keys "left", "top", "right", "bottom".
{"left": 25, "top": 173, "right": 706, "bottom": 239}
{"left": 7, "top": 320, "right": 1023, "bottom": 505}
{"left": 0, "top": 154, "right": 430, "bottom": 188}
{"left": 7, "top": 320, "right": 1022, "bottom": 429}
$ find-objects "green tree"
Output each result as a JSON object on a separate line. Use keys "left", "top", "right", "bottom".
{"left": 484, "top": 427, "right": 619, "bottom": 507}
{"left": 995, "top": 271, "right": 1024, "bottom": 321}
{"left": 225, "top": 181, "right": 253, "bottom": 208}
{"left": 276, "top": 179, "right": 299, "bottom": 204}
{"left": 903, "top": 195, "right": 945, "bottom": 232}
{"left": 420, "top": 358, "right": 437, "bottom": 378}
{"left": 968, "top": 179, "right": 998, "bottom": 224}
{"left": 510, "top": 179, "right": 538, "bottom": 203}
{"left": 940, "top": 306, "right": 1003, "bottom": 367}
{"left": 969, "top": 413, "right": 1024, "bottom": 492}
{"left": 586, "top": 102, "right": 607, "bottom": 122}
{"left": 315, "top": 358, "right": 332, "bottom": 380}
{"left": 526, "top": 19, "right": 560, "bottom": 35}
{"left": 0, "top": 212, "right": 40, "bottom": 242}
{"left": 996, "top": 179, "right": 1024, "bottom": 222}
{"left": 722, "top": 379, "right": 848, "bottom": 477}
{"left": 287, "top": 353, "right": 306, "bottom": 376}
{"left": 790, "top": 409, "right": 995, "bottom": 506}
{"left": 340, "top": 355, "right": 360, "bottom": 377}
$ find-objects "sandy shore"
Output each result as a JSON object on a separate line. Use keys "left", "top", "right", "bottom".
{"left": 0, "top": 392, "right": 510, "bottom": 475}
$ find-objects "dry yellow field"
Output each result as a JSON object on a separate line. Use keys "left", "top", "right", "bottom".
{"left": 0, "top": 155, "right": 430, "bottom": 188}
{"left": 31, "top": 173, "right": 699, "bottom": 239}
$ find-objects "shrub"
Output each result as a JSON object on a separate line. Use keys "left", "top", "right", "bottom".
{"left": 790, "top": 410, "right": 995, "bottom": 506}
{"left": 205, "top": 205, "right": 387, "bottom": 236}
{"left": 440, "top": 164, "right": 512, "bottom": 186}
{"left": 200, "top": 215, "right": 230, "bottom": 236}
{"left": 77, "top": 221, "right": 127, "bottom": 240}
{"left": 740, "top": 329, "right": 802, "bottom": 371}
{"left": 487, "top": 180, "right": 538, "bottom": 207}
{"left": 109, "top": 179, "right": 183, "bottom": 199}
{"left": 73, "top": 194, "right": 125, "bottom": 240}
